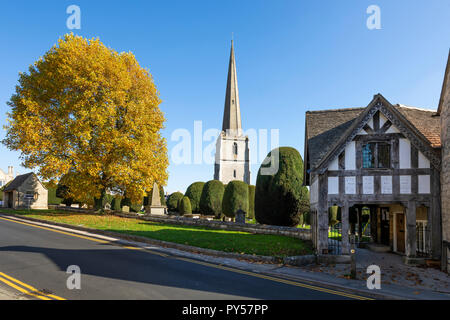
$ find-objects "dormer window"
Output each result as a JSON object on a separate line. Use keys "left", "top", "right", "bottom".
{"left": 362, "top": 142, "right": 391, "bottom": 168}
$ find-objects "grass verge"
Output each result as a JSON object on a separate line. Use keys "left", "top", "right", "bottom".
{"left": 0, "top": 209, "right": 313, "bottom": 257}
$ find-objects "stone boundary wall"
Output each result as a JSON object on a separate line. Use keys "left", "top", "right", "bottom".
{"left": 115, "top": 212, "right": 311, "bottom": 240}
{"left": 48, "top": 205, "right": 94, "bottom": 214}
{"left": 49, "top": 205, "right": 311, "bottom": 240}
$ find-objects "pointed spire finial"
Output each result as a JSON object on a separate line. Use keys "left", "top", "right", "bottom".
{"left": 222, "top": 39, "right": 242, "bottom": 135}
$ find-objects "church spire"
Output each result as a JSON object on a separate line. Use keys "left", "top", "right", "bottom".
{"left": 222, "top": 40, "right": 242, "bottom": 135}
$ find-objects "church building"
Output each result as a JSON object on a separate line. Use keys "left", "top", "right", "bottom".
{"left": 214, "top": 41, "right": 250, "bottom": 184}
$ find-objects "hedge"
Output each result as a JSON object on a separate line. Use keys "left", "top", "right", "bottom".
{"left": 199, "top": 180, "right": 225, "bottom": 218}
{"left": 247, "top": 185, "right": 256, "bottom": 220}
{"left": 185, "top": 182, "right": 205, "bottom": 213}
{"left": 121, "top": 197, "right": 143, "bottom": 213}
{"left": 255, "top": 147, "right": 309, "bottom": 227}
{"left": 222, "top": 180, "right": 249, "bottom": 218}
{"left": 47, "top": 186, "right": 63, "bottom": 205}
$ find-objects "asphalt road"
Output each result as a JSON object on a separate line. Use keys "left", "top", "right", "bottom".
{"left": 0, "top": 215, "right": 368, "bottom": 300}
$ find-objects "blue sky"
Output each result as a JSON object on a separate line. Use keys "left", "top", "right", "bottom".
{"left": 0, "top": 1, "right": 449, "bottom": 193}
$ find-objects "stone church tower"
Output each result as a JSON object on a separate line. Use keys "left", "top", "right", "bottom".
{"left": 439, "top": 50, "right": 450, "bottom": 273}
{"left": 214, "top": 41, "right": 250, "bottom": 184}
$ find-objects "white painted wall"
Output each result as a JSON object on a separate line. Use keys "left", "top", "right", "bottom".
{"left": 328, "top": 177, "right": 339, "bottom": 194}
{"left": 357, "top": 128, "right": 368, "bottom": 135}
{"left": 400, "top": 175, "right": 411, "bottom": 194}
{"left": 328, "top": 157, "right": 339, "bottom": 171}
{"left": 386, "top": 125, "right": 400, "bottom": 134}
{"left": 367, "top": 118, "right": 374, "bottom": 130}
{"left": 345, "top": 176, "right": 356, "bottom": 194}
{"left": 418, "top": 175, "right": 431, "bottom": 194}
{"left": 381, "top": 176, "right": 393, "bottom": 194}
{"left": 418, "top": 151, "right": 430, "bottom": 168}
{"left": 363, "top": 176, "right": 374, "bottom": 194}
{"left": 399, "top": 139, "right": 411, "bottom": 169}
{"left": 345, "top": 141, "right": 356, "bottom": 170}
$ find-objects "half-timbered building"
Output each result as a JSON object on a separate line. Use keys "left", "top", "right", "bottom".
{"left": 304, "top": 94, "right": 442, "bottom": 264}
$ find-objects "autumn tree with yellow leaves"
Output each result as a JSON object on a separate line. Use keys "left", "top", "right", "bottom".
{"left": 3, "top": 34, "right": 168, "bottom": 207}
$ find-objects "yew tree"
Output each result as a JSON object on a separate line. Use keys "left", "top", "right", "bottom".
{"left": 3, "top": 34, "right": 168, "bottom": 205}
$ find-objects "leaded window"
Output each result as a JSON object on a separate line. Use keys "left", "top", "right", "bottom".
{"left": 362, "top": 142, "right": 391, "bottom": 169}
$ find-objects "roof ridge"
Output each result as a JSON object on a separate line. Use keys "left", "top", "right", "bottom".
{"left": 306, "top": 107, "right": 365, "bottom": 114}
{"left": 396, "top": 104, "right": 437, "bottom": 113}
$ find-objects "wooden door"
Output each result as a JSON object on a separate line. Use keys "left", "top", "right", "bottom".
{"left": 396, "top": 214, "right": 405, "bottom": 253}
{"left": 380, "top": 208, "right": 390, "bottom": 245}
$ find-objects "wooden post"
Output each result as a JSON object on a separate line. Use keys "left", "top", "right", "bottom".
{"left": 341, "top": 204, "right": 350, "bottom": 254}
{"left": 405, "top": 201, "right": 417, "bottom": 257}
{"left": 350, "top": 234, "right": 357, "bottom": 279}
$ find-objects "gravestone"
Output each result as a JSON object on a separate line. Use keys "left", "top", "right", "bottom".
{"left": 235, "top": 209, "right": 247, "bottom": 224}
{"left": 122, "top": 205, "right": 130, "bottom": 213}
{"left": 104, "top": 203, "right": 111, "bottom": 211}
{"left": 146, "top": 182, "right": 166, "bottom": 216}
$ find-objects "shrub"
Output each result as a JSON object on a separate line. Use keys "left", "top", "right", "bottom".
{"left": 303, "top": 211, "right": 311, "bottom": 225}
{"left": 185, "top": 182, "right": 205, "bottom": 213}
{"left": 121, "top": 197, "right": 142, "bottom": 212}
{"left": 255, "top": 147, "right": 309, "bottom": 227}
{"left": 199, "top": 180, "right": 225, "bottom": 218}
{"left": 328, "top": 206, "right": 339, "bottom": 226}
{"left": 111, "top": 196, "right": 122, "bottom": 211}
{"left": 102, "top": 194, "right": 114, "bottom": 208}
{"left": 179, "top": 196, "right": 192, "bottom": 215}
{"left": 56, "top": 182, "right": 74, "bottom": 206}
{"left": 222, "top": 180, "right": 249, "bottom": 218}
{"left": 46, "top": 186, "right": 63, "bottom": 205}
{"left": 167, "top": 192, "right": 184, "bottom": 212}
{"left": 247, "top": 185, "right": 256, "bottom": 220}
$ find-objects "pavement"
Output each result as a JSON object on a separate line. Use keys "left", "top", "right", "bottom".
{"left": 0, "top": 214, "right": 448, "bottom": 300}
{"left": 301, "top": 247, "right": 450, "bottom": 296}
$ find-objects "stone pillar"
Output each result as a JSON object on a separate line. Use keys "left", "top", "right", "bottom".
{"left": 317, "top": 207, "right": 329, "bottom": 254}
{"left": 405, "top": 201, "right": 417, "bottom": 257}
{"left": 316, "top": 174, "right": 329, "bottom": 254}
{"left": 439, "top": 51, "right": 450, "bottom": 272}
{"left": 341, "top": 204, "right": 350, "bottom": 254}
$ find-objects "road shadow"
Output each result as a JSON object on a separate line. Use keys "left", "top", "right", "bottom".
{"left": 0, "top": 244, "right": 333, "bottom": 300}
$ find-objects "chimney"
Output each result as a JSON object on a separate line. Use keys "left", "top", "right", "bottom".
{"left": 8, "top": 166, "right": 13, "bottom": 176}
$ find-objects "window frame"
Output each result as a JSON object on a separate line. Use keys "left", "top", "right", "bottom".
{"left": 362, "top": 141, "right": 392, "bottom": 169}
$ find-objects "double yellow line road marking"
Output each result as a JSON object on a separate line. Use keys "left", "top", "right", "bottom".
{"left": 0, "top": 215, "right": 373, "bottom": 300}
{"left": 0, "top": 272, "right": 65, "bottom": 300}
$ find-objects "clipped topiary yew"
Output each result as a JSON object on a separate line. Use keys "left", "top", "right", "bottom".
{"left": 247, "top": 185, "right": 256, "bottom": 220}
{"left": 222, "top": 180, "right": 249, "bottom": 218}
{"left": 179, "top": 196, "right": 192, "bottom": 215}
{"left": 199, "top": 180, "right": 225, "bottom": 218}
{"left": 167, "top": 192, "right": 184, "bottom": 212}
{"left": 185, "top": 182, "right": 205, "bottom": 213}
{"left": 255, "top": 147, "right": 308, "bottom": 227}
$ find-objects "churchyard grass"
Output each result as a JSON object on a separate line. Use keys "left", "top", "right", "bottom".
{"left": 1, "top": 209, "right": 313, "bottom": 257}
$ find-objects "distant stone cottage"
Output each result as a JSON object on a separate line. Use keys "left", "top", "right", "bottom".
{"left": 2, "top": 173, "right": 48, "bottom": 210}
